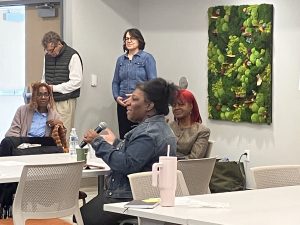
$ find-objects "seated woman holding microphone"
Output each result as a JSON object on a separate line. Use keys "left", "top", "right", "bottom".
{"left": 81, "top": 78, "right": 178, "bottom": 225}
{"left": 170, "top": 89, "right": 210, "bottom": 159}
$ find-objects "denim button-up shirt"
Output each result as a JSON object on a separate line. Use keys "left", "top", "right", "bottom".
{"left": 112, "top": 50, "right": 157, "bottom": 100}
{"left": 91, "top": 115, "right": 176, "bottom": 199}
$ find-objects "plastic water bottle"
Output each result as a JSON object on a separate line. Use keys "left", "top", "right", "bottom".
{"left": 69, "top": 128, "right": 79, "bottom": 155}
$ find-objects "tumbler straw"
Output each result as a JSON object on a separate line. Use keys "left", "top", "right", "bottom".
{"left": 167, "top": 145, "right": 170, "bottom": 157}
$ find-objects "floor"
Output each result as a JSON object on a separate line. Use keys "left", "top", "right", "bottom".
{"left": 79, "top": 177, "right": 98, "bottom": 205}
{"left": 63, "top": 177, "right": 98, "bottom": 224}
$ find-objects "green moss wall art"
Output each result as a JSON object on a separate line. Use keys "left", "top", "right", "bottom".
{"left": 207, "top": 4, "right": 273, "bottom": 124}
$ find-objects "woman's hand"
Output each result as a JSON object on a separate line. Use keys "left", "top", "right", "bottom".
{"left": 47, "top": 119, "right": 63, "bottom": 128}
{"left": 83, "top": 128, "right": 116, "bottom": 145}
{"left": 83, "top": 129, "right": 99, "bottom": 144}
{"left": 116, "top": 96, "right": 126, "bottom": 107}
{"left": 123, "top": 94, "right": 132, "bottom": 106}
{"left": 100, "top": 128, "right": 116, "bottom": 145}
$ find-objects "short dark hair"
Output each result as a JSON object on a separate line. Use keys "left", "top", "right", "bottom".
{"left": 41, "top": 31, "right": 62, "bottom": 48}
{"left": 123, "top": 28, "right": 145, "bottom": 52}
{"left": 136, "top": 78, "right": 178, "bottom": 115}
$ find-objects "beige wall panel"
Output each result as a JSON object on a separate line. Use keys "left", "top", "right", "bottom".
{"left": 25, "top": 6, "right": 60, "bottom": 86}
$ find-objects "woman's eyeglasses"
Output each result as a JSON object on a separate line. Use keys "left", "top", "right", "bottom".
{"left": 37, "top": 93, "right": 50, "bottom": 98}
{"left": 124, "top": 37, "right": 137, "bottom": 42}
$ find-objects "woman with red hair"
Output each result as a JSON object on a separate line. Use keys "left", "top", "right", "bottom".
{"left": 170, "top": 89, "right": 210, "bottom": 159}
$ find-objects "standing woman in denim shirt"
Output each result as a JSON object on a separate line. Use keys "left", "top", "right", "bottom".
{"left": 82, "top": 78, "right": 177, "bottom": 225}
{"left": 112, "top": 28, "right": 157, "bottom": 139}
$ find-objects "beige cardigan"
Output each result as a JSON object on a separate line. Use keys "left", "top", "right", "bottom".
{"left": 170, "top": 121, "right": 210, "bottom": 159}
{"left": 5, "top": 104, "right": 60, "bottom": 137}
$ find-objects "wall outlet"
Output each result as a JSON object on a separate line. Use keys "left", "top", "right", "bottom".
{"left": 244, "top": 150, "right": 250, "bottom": 162}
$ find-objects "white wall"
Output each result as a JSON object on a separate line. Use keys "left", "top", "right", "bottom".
{"left": 63, "top": 0, "right": 139, "bottom": 139}
{"left": 65, "top": 0, "right": 300, "bottom": 187}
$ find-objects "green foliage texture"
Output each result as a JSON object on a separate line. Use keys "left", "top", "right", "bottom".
{"left": 207, "top": 4, "right": 273, "bottom": 124}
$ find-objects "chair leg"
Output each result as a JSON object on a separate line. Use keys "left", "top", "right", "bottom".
{"left": 73, "top": 208, "right": 84, "bottom": 225}
{"left": 78, "top": 191, "right": 87, "bottom": 205}
{"left": 13, "top": 214, "right": 26, "bottom": 225}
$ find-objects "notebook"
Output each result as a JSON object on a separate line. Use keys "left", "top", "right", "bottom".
{"left": 124, "top": 198, "right": 160, "bottom": 209}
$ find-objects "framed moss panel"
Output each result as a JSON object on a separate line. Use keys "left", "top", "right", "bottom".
{"left": 207, "top": 4, "right": 273, "bottom": 124}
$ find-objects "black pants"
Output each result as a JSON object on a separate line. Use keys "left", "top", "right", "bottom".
{"left": 0, "top": 137, "right": 62, "bottom": 157}
{"left": 80, "top": 194, "right": 134, "bottom": 225}
{"left": 117, "top": 104, "right": 137, "bottom": 139}
{"left": 0, "top": 137, "right": 17, "bottom": 156}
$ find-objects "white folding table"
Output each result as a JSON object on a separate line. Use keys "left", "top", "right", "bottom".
{"left": 104, "top": 185, "right": 300, "bottom": 225}
{"left": 0, "top": 153, "right": 110, "bottom": 184}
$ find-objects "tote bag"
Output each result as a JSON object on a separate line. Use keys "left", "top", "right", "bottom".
{"left": 209, "top": 155, "right": 246, "bottom": 193}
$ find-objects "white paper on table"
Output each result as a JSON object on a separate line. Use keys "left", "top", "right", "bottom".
{"left": 175, "top": 197, "right": 229, "bottom": 208}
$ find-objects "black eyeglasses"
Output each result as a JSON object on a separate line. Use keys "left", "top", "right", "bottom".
{"left": 125, "top": 37, "right": 137, "bottom": 42}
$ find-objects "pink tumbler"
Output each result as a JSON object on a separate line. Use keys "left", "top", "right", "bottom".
{"left": 152, "top": 156, "right": 177, "bottom": 206}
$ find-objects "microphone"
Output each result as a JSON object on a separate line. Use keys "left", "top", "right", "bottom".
{"left": 79, "top": 122, "right": 108, "bottom": 148}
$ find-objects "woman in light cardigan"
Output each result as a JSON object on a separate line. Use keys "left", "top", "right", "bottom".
{"left": 5, "top": 82, "right": 61, "bottom": 137}
{"left": 170, "top": 89, "right": 210, "bottom": 159}
{"left": 1, "top": 82, "right": 65, "bottom": 156}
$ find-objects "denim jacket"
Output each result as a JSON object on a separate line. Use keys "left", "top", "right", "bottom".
{"left": 112, "top": 50, "right": 157, "bottom": 100}
{"left": 91, "top": 115, "right": 176, "bottom": 199}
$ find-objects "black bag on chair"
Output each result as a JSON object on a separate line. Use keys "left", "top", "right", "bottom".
{"left": 209, "top": 155, "right": 246, "bottom": 193}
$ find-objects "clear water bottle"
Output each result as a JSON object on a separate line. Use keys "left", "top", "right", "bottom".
{"left": 69, "top": 128, "right": 78, "bottom": 155}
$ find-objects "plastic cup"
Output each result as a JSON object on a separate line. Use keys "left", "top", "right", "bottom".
{"left": 76, "top": 147, "right": 88, "bottom": 163}
{"left": 152, "top": 156, "right": 177, "bottom": 206}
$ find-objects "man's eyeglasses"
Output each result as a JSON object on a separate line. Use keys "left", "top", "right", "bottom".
{"left": 37, "top": 93, "right": 50, "bottom": 98}
{"left": 44, "top": 45, "right": 58, "bottom": 54}
{"left": 125, "top": 37, "right": 137, "bottom": 42}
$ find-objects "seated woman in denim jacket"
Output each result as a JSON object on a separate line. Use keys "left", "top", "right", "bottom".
{"left": 82, "top": 78, "right": 178, "bottom": 225}
{"left": 170, "top": 89, "right": 210, "bottom": 159}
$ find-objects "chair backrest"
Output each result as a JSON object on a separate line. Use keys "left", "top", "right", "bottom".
{"left": 177, "top": 157, "right": 216, "bottom": 195}
{"left": 204, "top": 140, "right": 215, "bottom": 158}
{"left": 128, "top": 170, "right": 189, "bottom": 200}
{"left": 251, "top": 165, "right": 300, "bottom": 189}
{"left": 13, "top": 161, "right": 85, "bottom": 225}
